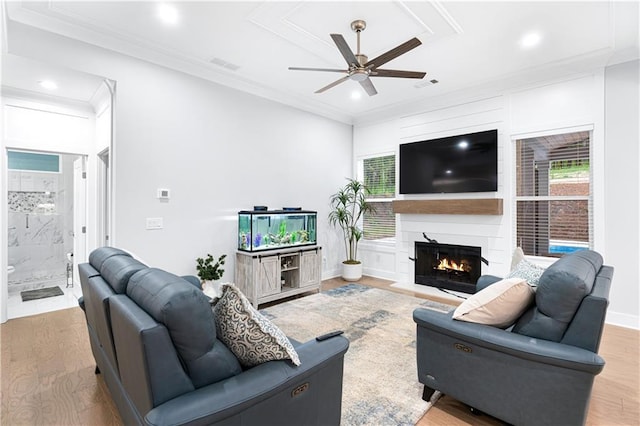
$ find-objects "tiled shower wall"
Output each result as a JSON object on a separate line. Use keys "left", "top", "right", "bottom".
{"left": 7, "top": 157, "right": 75, "bottom": 293}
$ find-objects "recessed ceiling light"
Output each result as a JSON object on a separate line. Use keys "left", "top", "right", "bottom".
{"left": 520, "top": 32, "right": 542, "bottom": 48}
{"left": 157, "top": 3, "right": 179, "bottom": 25}
{"left": 38, "top": 80, "right": 58, "bottom": 90}
{"left": 351, "top": 91, "right": 362, "bottom": 100}
{"left": 457, "top": 140, "right": 469, "bottom": 149}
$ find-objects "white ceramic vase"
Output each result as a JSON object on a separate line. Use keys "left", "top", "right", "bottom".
{"left": 202, "top": 280, "right": 222, "bottom": 299}
{"left": 342, "top": 262, "right": 363, "bottom": 282}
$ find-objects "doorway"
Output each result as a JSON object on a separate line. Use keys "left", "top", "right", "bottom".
{"left": 6, "top": 150, "right": 87, "bottom": 319}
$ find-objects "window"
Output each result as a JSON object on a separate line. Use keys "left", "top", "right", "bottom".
{"left": 361, "top": 154, "right": 396, "bottom": 241}
{"left": 8, "top": 150, "right": 60, "bottom": 172}
{"left": 515, "top": 131, "right": 592, "bottom": 257}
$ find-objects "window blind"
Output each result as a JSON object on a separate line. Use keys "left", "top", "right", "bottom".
{"left": 362, "top": 155, "right": 395, "bottom": 240}
{"left": 515, "top": 131, "right": 592, "bottom": 257}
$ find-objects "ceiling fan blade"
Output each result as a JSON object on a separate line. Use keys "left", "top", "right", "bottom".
{"left": 330, "top": 33, "right": 359, "bottom": 67}
{"left": 364, "top": 37, "right": 422, "bottom": 69}
{"left": 289, "top": 67, "right": 347, "bottom": 73}
{"left": 371, "top": 69, "right": 426, "bottom": 79}
{"left": 359, "top": 77, "right": 378, "bottom": 96}
{"left": 315, "top": 75, "right": 351, "bottom": 93}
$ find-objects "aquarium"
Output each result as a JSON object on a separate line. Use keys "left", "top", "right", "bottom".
{"left": 238, "top": 210, "right": 317, "bottom": 252}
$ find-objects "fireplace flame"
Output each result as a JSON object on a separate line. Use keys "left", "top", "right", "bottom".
{"left": 437, "top": 258, "right": 466, "bottom": 272}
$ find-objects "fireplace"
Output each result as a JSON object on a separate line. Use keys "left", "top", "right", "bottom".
{"left": 414, "top": 241, "right": 482, "bottom": 294}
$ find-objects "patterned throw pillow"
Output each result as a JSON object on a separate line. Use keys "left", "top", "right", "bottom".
{"left": 212, "top": 283, "right": 300, "bottom": 367}
{"left": 506, "top": 257, "right": 546, "bottom": 286}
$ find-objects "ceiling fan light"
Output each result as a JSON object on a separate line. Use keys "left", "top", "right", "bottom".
{"left": 350, "top": 71, "right": 369, "bottom": 82}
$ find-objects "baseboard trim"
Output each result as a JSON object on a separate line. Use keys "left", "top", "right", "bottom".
{"left": 606, "top": 311, "right": 639, "bottom": 330}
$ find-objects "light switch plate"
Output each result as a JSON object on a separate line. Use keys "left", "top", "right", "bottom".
{"left": 146, "top": 217, "right": 163, "bottom": 230}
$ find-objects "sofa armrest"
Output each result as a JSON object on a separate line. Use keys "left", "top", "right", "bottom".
{"left": 145, "top": 336, "right": 349, "bottom": 426}
{"left": 413, "top": 308, "right": 604, "bottom": 374}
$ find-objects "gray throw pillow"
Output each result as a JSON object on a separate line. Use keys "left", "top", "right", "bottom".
{"left": 506, "top": 257, "right": 546, "bottom": 286}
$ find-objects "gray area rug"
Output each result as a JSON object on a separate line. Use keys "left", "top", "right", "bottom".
{"left": 20, "top": 286, "right": 64, "bottom": 302}
{"left": 261, "top": 283, "right": 454, "bottom": 426}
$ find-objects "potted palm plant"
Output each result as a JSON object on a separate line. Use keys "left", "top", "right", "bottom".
{"left": 329, "top": 178, "right": 375, "bottom": 281}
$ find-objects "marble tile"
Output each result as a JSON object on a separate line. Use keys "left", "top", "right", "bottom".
{"left": 7, "top": 282, "right": 81, "bottom": 320}
{"left": 6, "top": 163, "right": 76, "bottom": 315}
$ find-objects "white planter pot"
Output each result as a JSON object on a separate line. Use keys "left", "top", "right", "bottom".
{"left": 202, "top": 280, "right": 222, "bottom": 299}
{"left": 342, "top": 262, "right": 363, "bottom": 282}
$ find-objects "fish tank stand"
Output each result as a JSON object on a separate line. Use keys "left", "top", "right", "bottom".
{"left": 235, "top": 246, "right": 322, "bottom": 307}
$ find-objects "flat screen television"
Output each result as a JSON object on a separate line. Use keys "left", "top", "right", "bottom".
{"left": 399, "top": 129, "right": 498, "bottom": 194}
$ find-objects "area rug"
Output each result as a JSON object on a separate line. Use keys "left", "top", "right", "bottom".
{"left": 390, "top": 281, "right": 469, "bottom": 302}
{"left": 20, "top": 285, "right": 64, "bottom": 302}
{"left": 261, "top": 284, "right": 453, "bottom": 426}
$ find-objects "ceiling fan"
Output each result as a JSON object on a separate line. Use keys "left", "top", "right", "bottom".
{"left": 289, "top": 19, "right": 426, "bottom": 96}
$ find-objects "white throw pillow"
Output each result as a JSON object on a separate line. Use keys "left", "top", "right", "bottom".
{"left": 510, "top": 247, "right": 526, "bottom": 271}
{"left": 453, "top": 277, "right": 535, "bottom": 328}
{"left": 213, "top": 283, "right": 300, "bottom": 367}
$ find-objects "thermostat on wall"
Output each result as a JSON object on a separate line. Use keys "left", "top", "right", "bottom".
{"left": 157, "top": 188, "right": 171, "bottom": 200}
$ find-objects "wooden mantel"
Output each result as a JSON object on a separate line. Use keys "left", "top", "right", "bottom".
{"left": 392, "top": 198, "right": 503, "bottom": 215}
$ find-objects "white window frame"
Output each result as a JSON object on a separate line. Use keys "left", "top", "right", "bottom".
{"left": 512, "top": 126, "right": 594, "bottom": 262}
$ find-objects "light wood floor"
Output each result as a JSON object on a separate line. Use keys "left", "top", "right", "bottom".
{"left": 2, "top": 277, "right": 638, "bottom": 425}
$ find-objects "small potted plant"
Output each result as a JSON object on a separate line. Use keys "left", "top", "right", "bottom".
{"left": 196, "top": 253, "right": 227, "bottom": 298}
{"left": 328, "top": 178, "right": 375, "bottom": 281}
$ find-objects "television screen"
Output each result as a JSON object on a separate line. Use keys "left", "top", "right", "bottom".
{"left": 399, "top": 129, "right": 498, "bottom": 194}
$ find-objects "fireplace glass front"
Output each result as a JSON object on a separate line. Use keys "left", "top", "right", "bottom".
{"left": 415, "top": 242, "right": 482, "bottom": 293}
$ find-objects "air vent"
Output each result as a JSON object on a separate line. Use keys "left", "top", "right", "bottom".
{"left": 414, "top": 79, "right": 439, "bottom": 89}
{"left": 209, "top": 57, "right": 241, "bottom": 72}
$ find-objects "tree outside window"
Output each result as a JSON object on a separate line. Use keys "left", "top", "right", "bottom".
{"left": 362, "top": 155, "right": 395, "bottom": 241}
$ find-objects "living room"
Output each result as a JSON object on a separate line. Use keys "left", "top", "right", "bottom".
{"left": 1, "top": 1, "right": 639, "bottom": 425}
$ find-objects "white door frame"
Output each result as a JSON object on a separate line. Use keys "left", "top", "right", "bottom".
{"left": 73, "top": 156, "right": 87, "bottom": 295}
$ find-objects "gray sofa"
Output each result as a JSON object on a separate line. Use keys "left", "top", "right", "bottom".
{"left": 78, "top": 247, "right": 349, "bottom": 426}
{"left": 413, "top": 249, "right": 613, "bottom": 426}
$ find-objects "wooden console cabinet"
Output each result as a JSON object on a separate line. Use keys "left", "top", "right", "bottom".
{"left": 235, "top": 246, "right": 322, "bottom": 307}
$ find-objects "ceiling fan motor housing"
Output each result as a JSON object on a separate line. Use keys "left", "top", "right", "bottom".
{"left": 350, "top": 20, "right": 366, "bottom": 33}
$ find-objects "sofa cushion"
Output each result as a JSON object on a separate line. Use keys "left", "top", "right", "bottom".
{"left": 101, "top": 255, "right": 147, "bottom": 294}
{"left": 453, "top": 278, "right": 535, "bottom": 328}
{"left": 127, "top": 268, "right": 242, "bottom": 388}
{"left": 513, "top": 250, "right": 603, "bottom": 342}
{"left": 89, "top": 247, "right": 132, "bottom": 271}
{"left": 213, "top": 283, "right": 300, "bottom": 367}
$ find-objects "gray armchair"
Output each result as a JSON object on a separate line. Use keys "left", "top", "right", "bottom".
{"left": 413, "top": 250, "right": 612, "bottom": 426}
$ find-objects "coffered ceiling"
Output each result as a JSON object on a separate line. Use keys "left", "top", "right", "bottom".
{"left": 2, "top": 1, "right": 639, "bottom": 123}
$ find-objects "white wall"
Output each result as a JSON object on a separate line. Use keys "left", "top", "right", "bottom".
{"left": 6, "top": 22, "right": 353, "bottom": 281}
{"left": 603, "top": 60, "right": 640, "bottom": 328}
{"left": 354, "top": 69, "right": 640, "bottom": 329}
